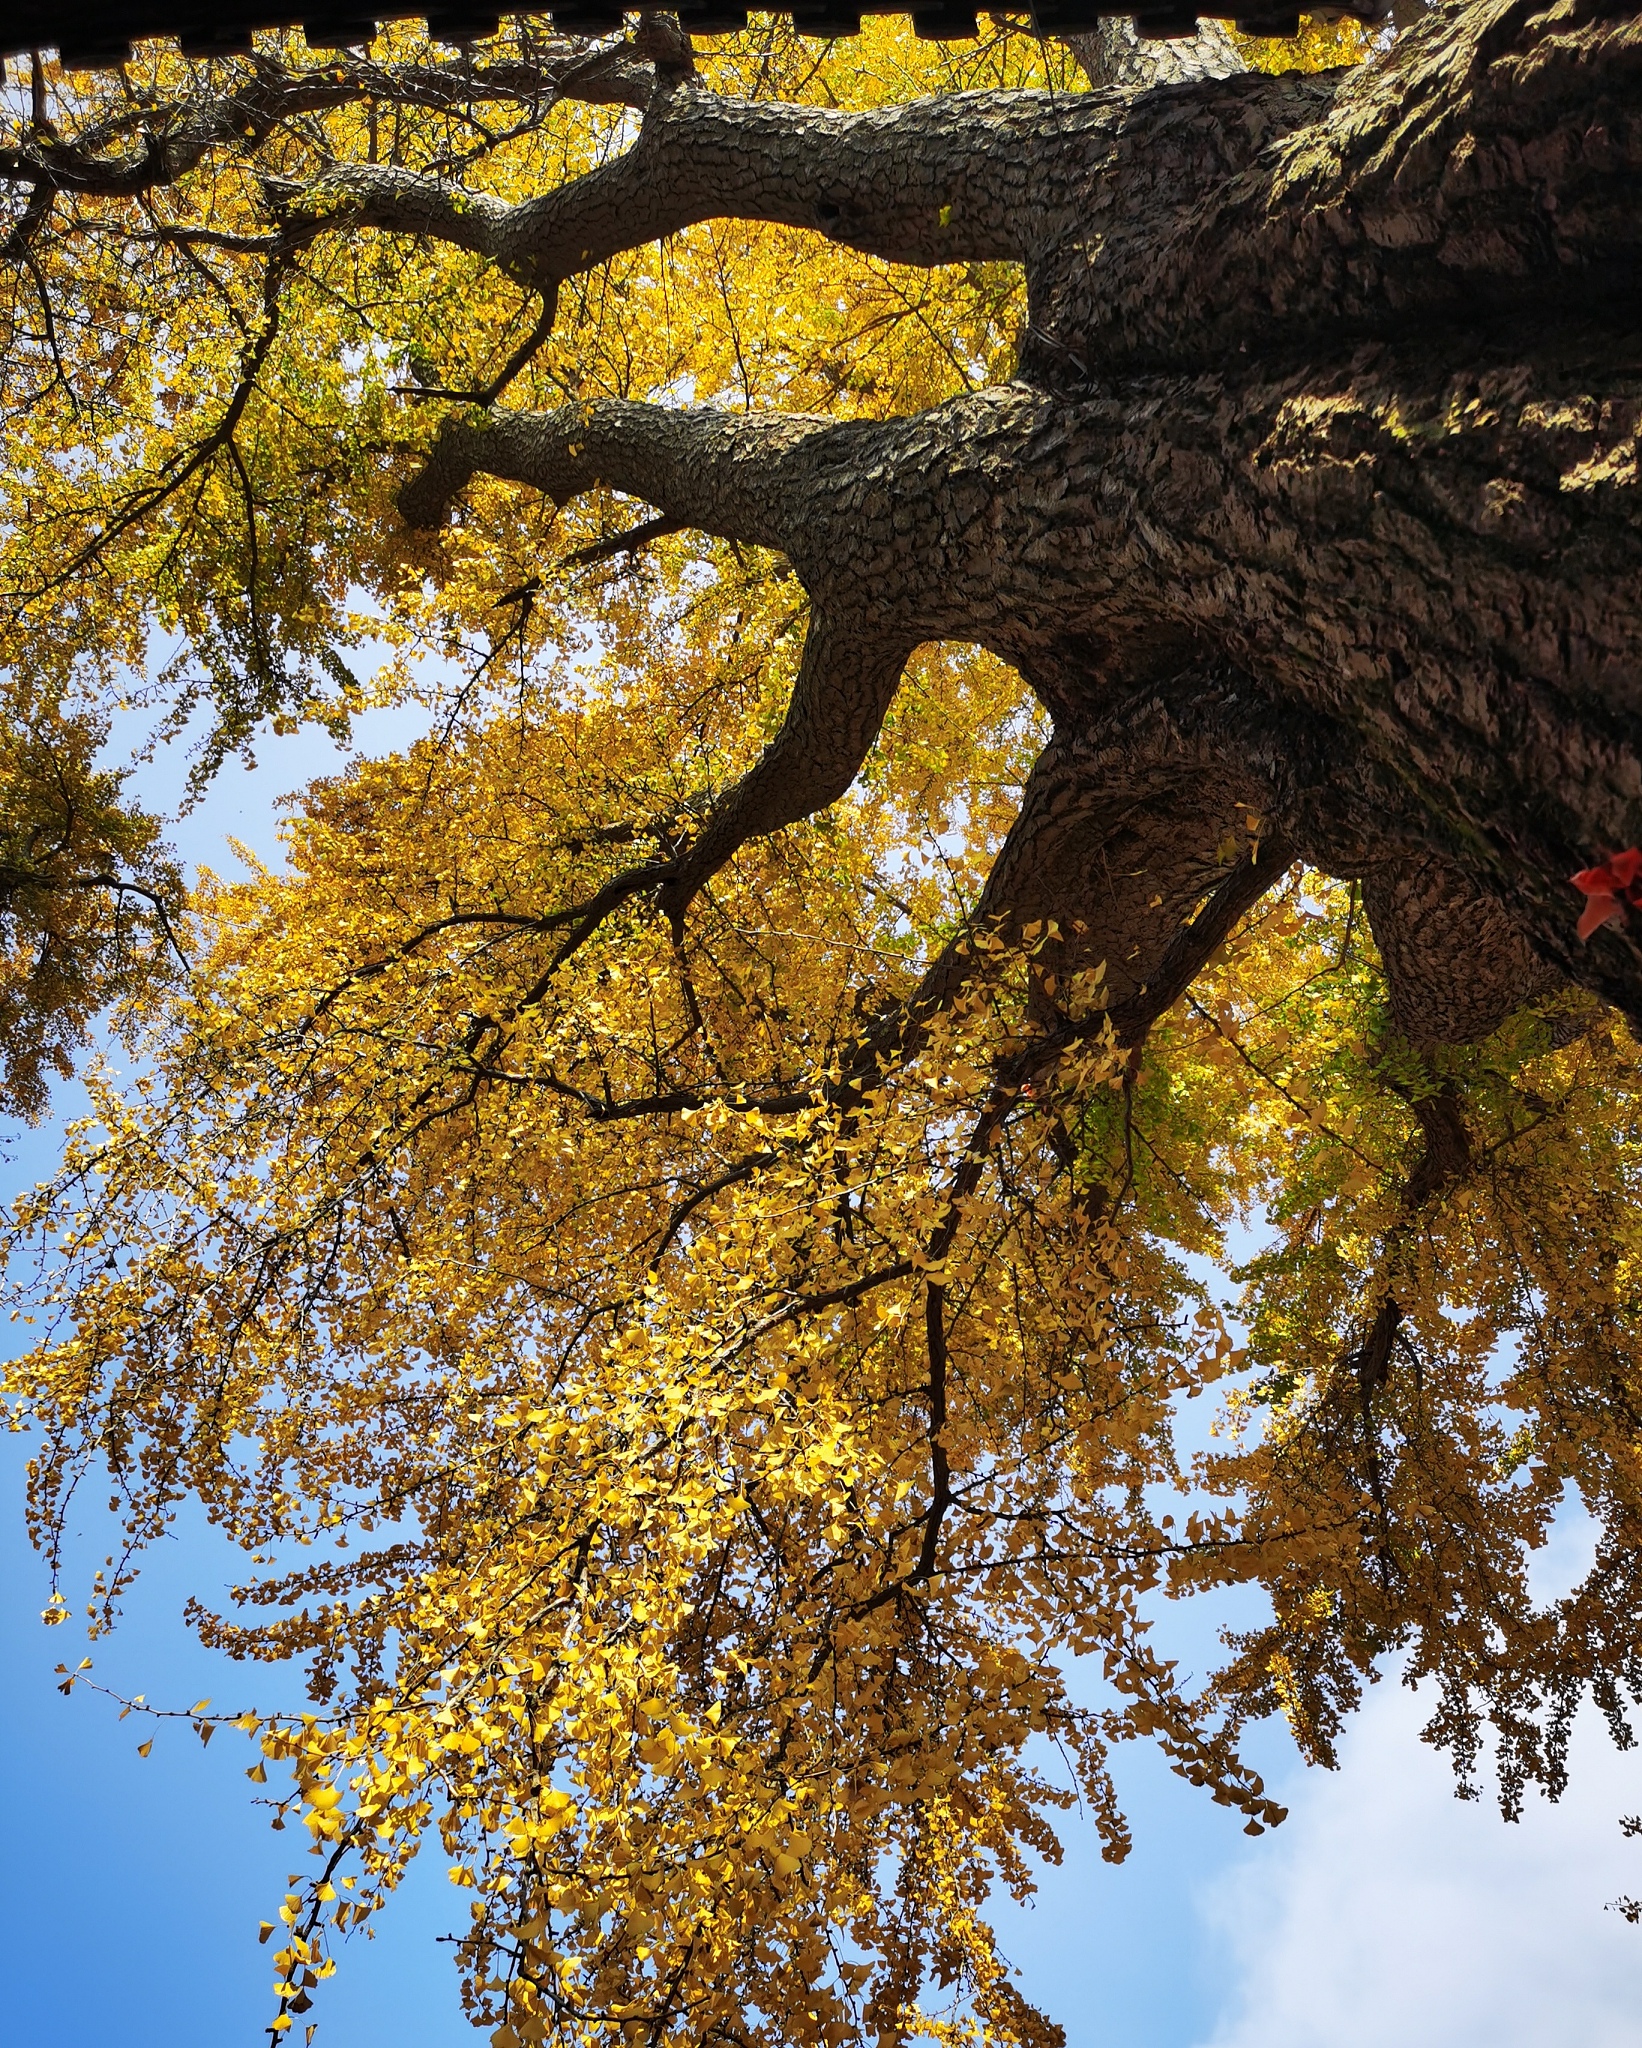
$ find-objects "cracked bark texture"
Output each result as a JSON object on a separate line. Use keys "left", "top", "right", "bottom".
{"left": 380, "top": 0, "right": 1641, "bottom": 1052}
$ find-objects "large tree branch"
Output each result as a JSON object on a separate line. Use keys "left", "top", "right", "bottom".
{"left": 1069, "top": 0, "right": 1642, "bottom": 369}
{"left": 891, "top": 663, "right": 1570, "bottom": 1087}
{"left": 460, "top": 611, "right": 911, "bottom": 966}
{"left": 288, "top": 79, "right": 1080, "bottom": 291}
{"left": 396, "top": 395, "right": 836, "bottom": 550}
{"left": 282, "top": 56, "right": 1336, "bottom": 310}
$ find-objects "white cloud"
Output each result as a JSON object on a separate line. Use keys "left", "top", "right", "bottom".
{"left": 1196, "top": 1680, "right": 1642, "bottom": 2048}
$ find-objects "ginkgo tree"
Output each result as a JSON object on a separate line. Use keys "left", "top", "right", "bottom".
{"left": 3, "top": 5, "right": 1642, "bottom": 2045}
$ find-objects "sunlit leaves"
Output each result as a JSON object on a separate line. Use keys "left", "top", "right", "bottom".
{"left": 0, "top": 696, "right": 177, "bottom": 1115}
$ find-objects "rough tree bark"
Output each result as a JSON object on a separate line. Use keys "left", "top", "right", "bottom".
{"left": 319, "top": 2, "right": 1642, "bottom": 1047}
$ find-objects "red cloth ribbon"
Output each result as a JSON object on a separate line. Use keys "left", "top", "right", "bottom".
{"left": 1571, "top": 847, "right": 1642, "bottom": 941}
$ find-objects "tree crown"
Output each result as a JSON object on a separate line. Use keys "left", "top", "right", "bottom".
{"left": 4, "top": 9, "right": 1641, "bottom": 2045}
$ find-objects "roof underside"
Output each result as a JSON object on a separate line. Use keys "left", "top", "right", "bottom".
{"left": 3, "top": 1, "right": 1346, "bottom": 68}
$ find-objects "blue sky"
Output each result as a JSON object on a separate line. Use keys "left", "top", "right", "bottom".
{"left": 3, "top": 712, "right": 1640, "bottom": 2048}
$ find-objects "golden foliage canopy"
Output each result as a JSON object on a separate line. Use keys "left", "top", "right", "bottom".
{"left": 5, "top": 16, "right": 1639, "bottom": 2048}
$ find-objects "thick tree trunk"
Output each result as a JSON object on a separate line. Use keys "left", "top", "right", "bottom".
{"left": 389, "top": 0, "right": 1642, "bottom": 1044}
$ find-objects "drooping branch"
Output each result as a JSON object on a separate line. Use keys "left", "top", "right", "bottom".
{"left": 1105, "top": 838, "right": 1295, "bottom": 1045}
{"left": 0, "top": 37, "right": 654, "bottom": 224}
{"left": 401, "top": 397, "right": 922, "bottom": 944}
{"left": 908, "top": 682, "right": 1277, "bottom": 1029}
{"left": 14, "top": 245, "right": 293, "bottom": 602}
{"left": 658, "top": 613, "right": 916, "bottom": 927}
